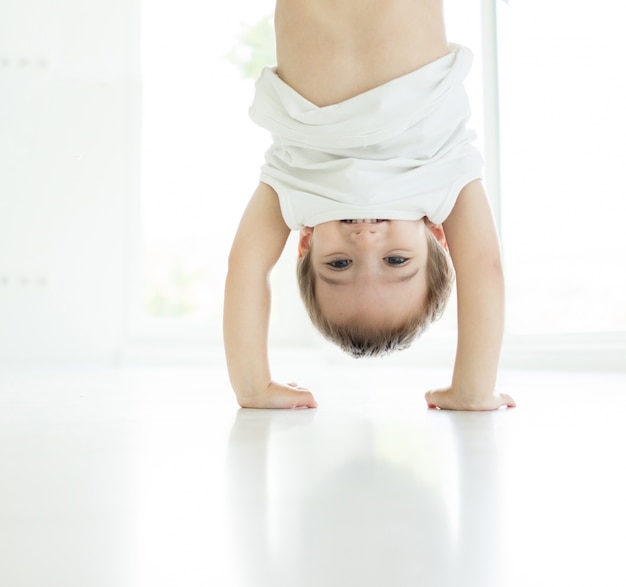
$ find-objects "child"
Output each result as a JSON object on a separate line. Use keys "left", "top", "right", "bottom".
{"left": 223, "top": 0, "right": 516, "bottom": 411}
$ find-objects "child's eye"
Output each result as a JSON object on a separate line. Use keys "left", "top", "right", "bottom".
{"left": 384, "top": 256, "right": 408, "bottom": 266}
{"left": 327, "top": 259, "right": 352, "bottom": 269}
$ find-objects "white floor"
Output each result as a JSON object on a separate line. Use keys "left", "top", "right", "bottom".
{"left": 1, "top": 360, "right": 625, "bottom": 587}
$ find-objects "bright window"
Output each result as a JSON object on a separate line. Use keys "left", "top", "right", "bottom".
{"left": 135, "top": 0, "right": 275, "bottom": 342}
{"left": 497, "top": 0, "right": 626, "bottom": 334}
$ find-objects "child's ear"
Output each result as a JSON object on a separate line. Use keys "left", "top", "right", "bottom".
{"left": 297, "top": 227, "right": 314, "bottom": 258}
{"left": 425, "top": 220, "right": 449, "bottom": 252}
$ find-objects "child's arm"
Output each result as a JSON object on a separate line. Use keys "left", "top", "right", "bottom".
{"left": 224, "top": 183, "right": 318, "bottom": 409}
{"left": 425, "top": 180, "right": 516, "bottom": 410}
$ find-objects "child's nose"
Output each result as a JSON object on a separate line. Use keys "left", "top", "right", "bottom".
{"left": 350, "top": 228, "right": 381, "bottom": 245}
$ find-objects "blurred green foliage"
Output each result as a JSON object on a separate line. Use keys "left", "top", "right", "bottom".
{"left": 225, "top": 14, "right": 276, "bottom": 80}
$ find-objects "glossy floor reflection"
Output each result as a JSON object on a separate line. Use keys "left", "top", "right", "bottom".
{"left": 1, "top": 362, "right": 625, "bottom": 586}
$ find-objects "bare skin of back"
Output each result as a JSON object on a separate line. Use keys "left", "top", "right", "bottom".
{"left": 275, "top": 0, "right": 450, "bottom": 106}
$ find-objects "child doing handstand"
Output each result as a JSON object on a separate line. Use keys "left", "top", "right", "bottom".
{"left": 224, "top": 0, "right": 516, "bottom": 411}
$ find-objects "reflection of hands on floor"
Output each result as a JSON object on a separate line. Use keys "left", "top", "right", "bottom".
{"left": 425, "top": 387, "right": 516, "bottom": 411}
{"left": 228, "top": 412, "right": 455, "bottom": 587}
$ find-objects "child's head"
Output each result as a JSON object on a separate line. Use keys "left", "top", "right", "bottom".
{"left": 297, "top": 219, "right": 454, "bottom": 358}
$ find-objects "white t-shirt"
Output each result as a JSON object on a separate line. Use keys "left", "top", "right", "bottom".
{"left": 249, "top": 44, "right": 483, "bottom": 230}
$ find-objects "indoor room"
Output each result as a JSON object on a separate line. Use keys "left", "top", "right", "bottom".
{"left": 1, "top": 0, "right": 625, "bottom": 585}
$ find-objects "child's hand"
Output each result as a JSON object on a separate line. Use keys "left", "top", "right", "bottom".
{"left": 425, "top": 387, "right": 516, "bottom": 411}
{"left": 237, "top": 381, "right": 318, "bottom": 410}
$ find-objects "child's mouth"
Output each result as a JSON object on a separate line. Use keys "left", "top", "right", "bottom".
{"left": 341, "top": 219, "right": 384, "bottom": 224}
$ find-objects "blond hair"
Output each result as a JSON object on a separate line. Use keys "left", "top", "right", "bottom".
{"left": 296, "top": 229, "right": 454, "bottom": 358}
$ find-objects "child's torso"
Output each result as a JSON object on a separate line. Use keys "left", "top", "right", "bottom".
{"left": 274, "top": 0, "right": 449, "bottom": 107}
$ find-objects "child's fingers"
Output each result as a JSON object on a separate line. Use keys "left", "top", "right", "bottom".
{"left": 425, "top": 389, "right": 516, "bottom": 411}
{"left": 281, "top": 389, "right": 318, "bottom": 409}
{"left": 424, "top": 389, "right": 451, "bottom": 410}
{"left": 499, "top": 393, "right": 517, "bottom": 408}
{"left": 238, "top": 383, "right": 317, "bottom": 409}
{"left": 425, "top": 390, "right": 441, "bottom": 409}
{"left": 270, "top": 382, "right": 317, "bottom": 409}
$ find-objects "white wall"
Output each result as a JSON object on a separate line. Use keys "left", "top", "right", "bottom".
{"left": 0, "top": 0, "right": 139, "bottom": 361}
